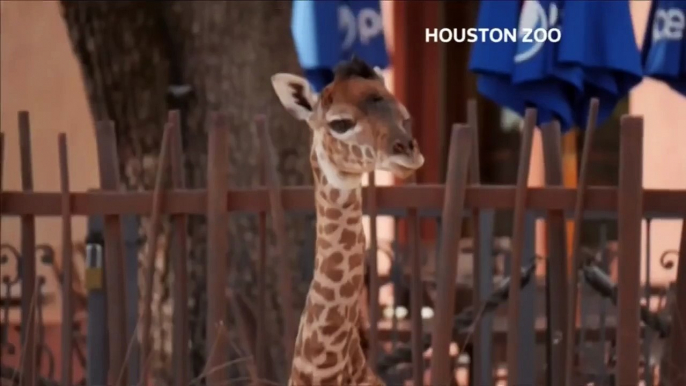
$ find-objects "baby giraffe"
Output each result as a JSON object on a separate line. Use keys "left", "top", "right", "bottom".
{"left": 271, "top": 57, "right": 424, "bottom": 386}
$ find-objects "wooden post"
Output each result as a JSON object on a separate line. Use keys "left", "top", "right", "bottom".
{"left": 506, "top": 108, "right": 536, "bottom": 384}
{"left": 665, "top": 219, "right": 686, "bottom": 385}
{"left": 254, "top": 115, "right": 295, "bottom": 367}
{"left": 466, "top": 99, "right": 493, "bottom": 386}
{"left": 429, "top": 124, "right": 472, "bottom": 385}
{"left": 0, "top": 132, "right": 4, "bottom": 248}
{"left": 94, "top": 120, "right": 129, "bottom": 385}
{"left": 205, "top": 112, "right": 230, "bottom": 386}
{"left": 140, "top": 125, "right": 172, "bottom": 384}
{"left": 404, "top": 115, "right": 424, "bottom": 386}
{"left": 564, "top": 99, "right": 599, "bottom": 385}
{"left": 18, "top": 111, "right": 37, "bottom": 386}
{"left": 168, "top": 111, "right": 191, "bottom": 386}
{"left": 540, "top": 120, "right": 568, "bottom": 386}
{"left": 58, "top": 133, "right": 75, "bottom": 386}
{"left": 615, "top": 115, "right": 643, "bottom": 386}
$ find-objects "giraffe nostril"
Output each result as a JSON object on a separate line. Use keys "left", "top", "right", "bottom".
{"left": 392, "top": 141, "right": 406, "bottom": 155}
{"left": 407, "top": 139, "right": 415, "bottom": 151}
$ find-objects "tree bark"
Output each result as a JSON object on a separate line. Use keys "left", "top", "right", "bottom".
{"left": 60, "top": 1, "right": 313, "bottom": 383}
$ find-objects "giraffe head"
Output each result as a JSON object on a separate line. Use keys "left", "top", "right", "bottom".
{"left": 271, "top": 57, "right": 424, "bottom": 189}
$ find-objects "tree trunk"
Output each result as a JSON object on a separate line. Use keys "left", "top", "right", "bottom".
{"left": 60, "top": 1, "right": 313, "bottom": 383}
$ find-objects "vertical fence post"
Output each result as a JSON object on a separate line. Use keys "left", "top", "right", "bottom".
{"left": 18, "top": 111, "right": 37, "bottom": 386}
{"left": 666, "top": 218, "right": 686, "bottom": 384}
{"left": 615, "top": 115, "right": 643, "bottom": 386}
{"left": 429, "top": 124, "right": 472, "bottom": 385}
{"left": 168, "top": 110, "right": 191, "bottom": 386}
{"left": 506, "top": 108, "right": 536, "bottom": 384}
{"left": 518, "top": 212, "right": 537, "bottom": 385}
{"left": 254, "top": 115, "right": 295, "bottom": 368}
{"left": 255, "top": 117, "right": 269, "bottom": 383}
{"left": 466, "top": 99, "right": 494, "bottom": 386}
{"left": 58, "top": 134, "right": 74, "bottom": 386}
{"left": 94, "top": 120, "right": 129, "bottom": 385}
{"left": 140, "top": 125, "right": 172, "bottom": 385}
{"left": 0, "top": 132, "right": 4, "bottom": 245}
{"left": 123, "top": 214, "right": 140, "bottom": 385}
{"left": 404, "top": 114, "right": 424, "bottom": 386}
{"left": 565, "top": 99, "right": 599, "bottom": 386}
{"left": 540, "top": 120, "right": 568, "bottom": 385}
{"left": 206, "top": 112, "right": 230, "bottom": 386}
{"left": 85, "top": 214, "right": 107, "bottom": 385}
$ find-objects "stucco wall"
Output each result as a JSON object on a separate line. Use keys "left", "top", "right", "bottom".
{"left": 1, "top": 1, "right": 97, "bottom": 380}
{"left": 630, "top": 1, "right": 686, "bottom": 284}
{"left": 1, "top": 0, "right": 98, "bottom": 289}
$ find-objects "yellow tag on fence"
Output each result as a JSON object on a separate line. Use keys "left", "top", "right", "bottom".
{"left": 85, "top": 268, "right": 103, "bottom": 290}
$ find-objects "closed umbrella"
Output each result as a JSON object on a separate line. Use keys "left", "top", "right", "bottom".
{"left": 470, "top": 0, "right": 643, "bottom": 131}
{"left": 470, "top": 0, "right": 575, "bottom": 129}
{"left": 641, "top": 0, "right": 686, "bottom": 97}
{"left": 290, "top": 0, "right": 389, "bottom": 92}
{"left": 559, "top": 0, "right": 643, "bottom": 129}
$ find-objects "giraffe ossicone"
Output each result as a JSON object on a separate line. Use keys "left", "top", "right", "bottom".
{"left": 271, "top": 57, "right": 424, "bottom": 386}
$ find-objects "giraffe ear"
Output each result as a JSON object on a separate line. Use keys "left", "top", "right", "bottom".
{"left": 373, "top": 66, "right": 385, "bottom": 80}
{"left": 271, "top": 73, "right": 316, "bottom": 121}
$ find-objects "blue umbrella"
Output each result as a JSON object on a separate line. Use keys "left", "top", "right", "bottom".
{"left": 470, "top": 0, "right": 643, "bottom": 132}
{"left": 290, "top": 0, "right": 389, "bottom": 92}
{"left": 642, "top": 0, "right": 686, "bottom": 97}
{"left": 470, "top": 0, "right": 580, "bottom": 130}
{"left": 559, "top": 0, "right": 643, "bottom": 129}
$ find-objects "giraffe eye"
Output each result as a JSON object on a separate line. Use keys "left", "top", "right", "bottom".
{"left": 329, "top": 119, "right": 356, "bottom": 134}
{"left": 368, "top": 94, "right": 384, "bottom": 103}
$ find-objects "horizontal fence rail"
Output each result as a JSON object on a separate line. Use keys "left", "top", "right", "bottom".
{"left": 1, "top": 104, "right": 685, "bottom": 386}
{"left": 2, "top": 187, "right": 686, "bottom": 216}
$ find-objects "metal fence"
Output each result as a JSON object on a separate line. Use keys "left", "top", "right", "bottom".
{"left": 1, "top": 101, "right": 685, "bottom": 386}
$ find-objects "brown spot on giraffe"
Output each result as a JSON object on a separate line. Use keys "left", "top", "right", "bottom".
{"left": 320, "top": 252, "right": 345, "bottom": 282}
{"left": 339, "top": 228, "right": 358, "bottom": 251}
{"left": 312, "top": 280, "right": 336, "bottom": 301}
{"left": 329, "top": 188, "right": 341, "bottom": 203}
{"left": 349, "top": 252, "right": 363, "bottom": 270}
{"left": 323, "top": 223, "right": 339, "bottom": 235}
{"left": 317, "top": 238, "right": 333, "bottom": 250}
{"left": 324, "top": 207, "right": 343, "bottom": 220}
{"left": 272, "top": 57, "right": 424, "bottom": 386}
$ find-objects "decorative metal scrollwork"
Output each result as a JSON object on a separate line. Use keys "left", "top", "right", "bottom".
{"left": 0, "top": 243, "right": 59, "bottom": 380}
{"left": 659, "top": 249, "right": 678, "bottom": 270}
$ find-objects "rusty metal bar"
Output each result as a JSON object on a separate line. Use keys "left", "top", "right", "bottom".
{"left": 666, "top": 218, "right": 686, "bottom": 384}
{"left": 540, "top": 120, "right": 568, "bottom": 386}
{"left": 94, "top": 120, "right": 129, "bottom": 385}
{"left": 1, "top": 187, "right": 686, "bottom": 216}
{"left": 404, "top": 115, "right": 423, "bottom": 386}
{"left": 564, "top": 98, "right": 599, "bottom": 386}
{"left": 254, "top": 115, "right": 296, "bottom": 367}
{"left": 205, "top": 112, "right": 230, "bottom": 386}
{"left": 465, "top": 99, "right": 492, "bottom": 386}
{"left": 255, "top": 117, "right": 269, "bottom": 383}
{"left": 0, "top": 132, "right": 4, "bottom": 244}
{"left": 367, "top": 169, "right": 380, "bottom": 370}
{"left": 615, "top": 115, "right": 643, "bottom": 386}
{"left": 18, "top": 111, "right": 37, "bottom": 386}
{"left": 168, "top": 111, "right": 191, "bottom": 386}
{"left": 429, "top": 124, "right": 473, "bottom": 385}
{"left": 140, "top": 124, "right": 172, "bottom": 384}
{"left": 58, "top": 133, "right": 74, "bottom": 386}
{"left": 506, "top": 108, "right": 537, "bottom": 384}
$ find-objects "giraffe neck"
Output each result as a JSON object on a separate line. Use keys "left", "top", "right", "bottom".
{"left": 287, "top": 150, "right": 368, "bottom": 385}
